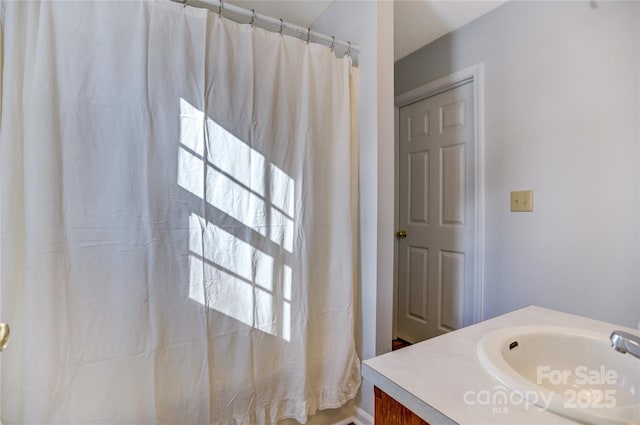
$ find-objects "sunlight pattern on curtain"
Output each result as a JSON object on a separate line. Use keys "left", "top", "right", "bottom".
{"left": 0, "top": 1, "right": 360, "bottom": 423}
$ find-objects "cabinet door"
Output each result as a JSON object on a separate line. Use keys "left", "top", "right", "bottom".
{"left": 374, "top": 386, "right": 430, "bottom": 425}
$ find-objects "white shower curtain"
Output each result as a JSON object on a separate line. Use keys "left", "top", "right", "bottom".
{"left": 0, "top": 1, "right": 360, "bottom": 424}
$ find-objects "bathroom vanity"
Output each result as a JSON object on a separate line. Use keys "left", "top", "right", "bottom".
{"left": 374, "top": 386, "right": 428, "bottom": 424}
{"left": 362, "top": 306, "right": 640, "bottom": 425}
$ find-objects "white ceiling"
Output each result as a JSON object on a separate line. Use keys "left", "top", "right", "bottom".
{"left": 394, "top": 0, "right": 507, "bottom": 60}
{"left": 226, "top": 0, "right": 507, "bottom": 61}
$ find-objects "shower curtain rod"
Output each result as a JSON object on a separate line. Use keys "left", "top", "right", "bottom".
{"left": 173, "top": 0, "right": 360, "bottom": 54}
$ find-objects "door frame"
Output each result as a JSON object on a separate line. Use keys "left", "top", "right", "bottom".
{"left": 393, "top": 63, "right": 486, "bottom": 338}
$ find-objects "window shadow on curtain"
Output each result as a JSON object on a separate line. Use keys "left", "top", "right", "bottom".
{"left": 0, "top": 1, "right": 360, "bottom": 424}
{"left": 178, "top": 98, "right": 295, "bottom": 341}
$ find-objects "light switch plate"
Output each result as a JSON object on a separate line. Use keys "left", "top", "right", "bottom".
{"left": 511, "top": 190, "right": 533, "bottom": 212}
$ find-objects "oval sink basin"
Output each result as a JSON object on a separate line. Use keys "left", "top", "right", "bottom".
{"left": 478, "top": 326, "right": 640, "bottom": 424}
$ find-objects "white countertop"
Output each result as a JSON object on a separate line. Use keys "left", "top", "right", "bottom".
{"left": 362, "top": 306, "right": 639, "bottom": 425}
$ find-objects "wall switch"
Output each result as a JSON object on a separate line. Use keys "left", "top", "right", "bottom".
{"left": 511, "top": 190, "right": 534, "bottom": 212}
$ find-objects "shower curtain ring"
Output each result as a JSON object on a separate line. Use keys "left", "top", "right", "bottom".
{"left": 182, "top": 0, "right": 187, "bottom": 7}
{"left": 279, "top": 18, "right": 284, "bottom": 35}
{"left": 250, "top": 9, "right": 256, "bottom": 27}
{"left": 218, "top": 0, "right": 224, "bottom": 16}
{"left": 330, "top": 36, "right": 335, "bottom": 52}
{"left": 346, "top": 41, "right": 352, "bottom": 57}
{"left": 306, "top": 27, "right": 311, "bottom": 44}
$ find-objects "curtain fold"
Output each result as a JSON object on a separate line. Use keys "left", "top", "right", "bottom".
{"left": 0, "top": 1, "right": 360, "bottom": 424}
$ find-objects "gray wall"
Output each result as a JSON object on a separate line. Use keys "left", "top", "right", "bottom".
{"left": 396, "top": 1, "right": 640, "bottom": 328}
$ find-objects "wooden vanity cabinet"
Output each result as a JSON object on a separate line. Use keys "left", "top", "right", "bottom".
{"left": 374, "top": 386, "right": 430, "bottom": 425}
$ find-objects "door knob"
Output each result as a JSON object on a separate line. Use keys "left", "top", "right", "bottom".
{"left": 0, "top": 323, "right": 9, "bottom": 351}
{"left": 396, "top": 229, "right": 407, "bottom": 238}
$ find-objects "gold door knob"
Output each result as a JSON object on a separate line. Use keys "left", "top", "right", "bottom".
{"left": 0, "top": 323, "right": 9, "bottom": 351}
{"left": 396, "top": 229, "right": 407, "bottom": 239}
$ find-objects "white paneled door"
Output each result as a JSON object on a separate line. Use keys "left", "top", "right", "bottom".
{"left": 397, "top": 81, "right": 475, "bottom": 343}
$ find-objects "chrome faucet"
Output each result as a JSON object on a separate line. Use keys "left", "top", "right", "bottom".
{"left": 610, "top": 330, "right": 640, "bottom": 360}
